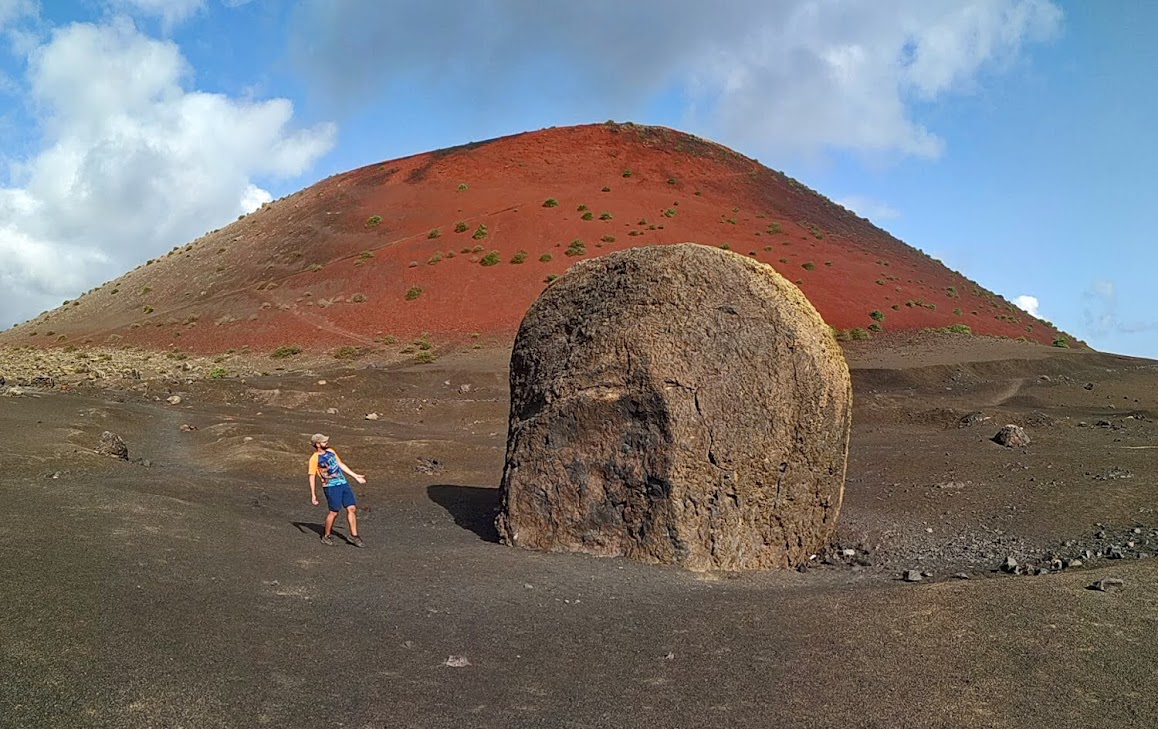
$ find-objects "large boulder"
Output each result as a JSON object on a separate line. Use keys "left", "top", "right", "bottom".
{"left": 495, "top": 243, "right": 852, "bottom": 571}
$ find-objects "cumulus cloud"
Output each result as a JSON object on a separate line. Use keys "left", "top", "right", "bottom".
{"left": 835, "top": 195, "right": 901, "bottom": 222}
{"left": 290, "top": 0, "right": 1061, "bottom": 159}
{"left": 1014, "top": 294, "right": 1040, "bottom": 317}
{"left": 0, "top": 19, "right": 335, "bottom": 327}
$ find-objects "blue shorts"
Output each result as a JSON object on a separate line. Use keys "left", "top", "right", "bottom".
{"left": 323, "top": 482, "right": 357, "bottom": 511}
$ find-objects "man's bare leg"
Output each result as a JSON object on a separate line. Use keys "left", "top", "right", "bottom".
{"left": 346, "top": 505, "right": 358, "bottom": 537}
{"left": 324, "top": 510, "right": 339, "bottom": 537}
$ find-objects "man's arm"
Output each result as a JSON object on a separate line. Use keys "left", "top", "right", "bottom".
{"left": 337, "top": 459, "right": 366, "bottom": 484}
{"left": 309, "top": 473, "right": 318, "bottom": 504}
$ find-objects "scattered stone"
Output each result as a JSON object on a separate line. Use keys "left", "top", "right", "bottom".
{"left": 1065, "top": 559, "right": 1083, "bottom": 569}
{"left": 523, "top": 583, "right": 533, "bottom": 589}
{"left": 97, "top": 431, "right": 129, "bottom": 460}
{"left": 243, "top": 436, "right": 254, "bottom": 442}
{"left": 443, "top": 655, "right": 471, "bottom": 668}
{"left": 496, "top": 244, "right": 852, "bottom": 571}
{"left": 166, "top": 395, "right": 182, "bottom": 405}
{"left": 415, "top": 457, "right": 444, "bottom": 475}
{"left": 957, "top": 412, "right": 988, "bottom": 428}
{"left": 903, "top": 570, "right": 923, "bottom": 582}
{"left": 841, "top": 548, "right": 856, "bottom": 557}
{"left": 663, "top": 652, "right": 675, "bottom": 660}
{"left": 3, "top": 386, "right": 25, "bottom": 397}
{"left": 1090, "top": 578, "right": 1124, "bottom": 593}
{"left": 317, "top": 380, "right": 327, "bottom": 385}
{"left": 458, "top": 383, "right": 472, "bottom": 394}
{"left": 365, "top": 413, "right": 379, "bottom": 421}
{"left": 179, "top": 423, "right": 198, "bottom": 432}
{"left": 952, "top": 573, "right": 970, "bottom": 580}
{"left": 1084, "top": 382, "right": 1095, "bottom": 390}
{"left": 325, "top": 407, "right": 339, "bottom": 415}
{"left": 992, "top": 424, "right": 1030, "bottom": 448}
{"left": 1000, "top": 556, "right": 1019, "bottom": 574}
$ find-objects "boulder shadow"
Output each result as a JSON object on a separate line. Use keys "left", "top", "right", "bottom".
{"left": 427, "top": 485, "right": 501, "bottom": 543}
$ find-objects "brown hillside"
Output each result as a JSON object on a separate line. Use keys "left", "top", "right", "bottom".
{"left": 1, "top": 122, "right": 1068, "bottom": 357}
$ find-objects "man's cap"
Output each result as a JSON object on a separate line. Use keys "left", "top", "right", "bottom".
{"left": 310, "top": 433, "right": 329, "bottom": 445}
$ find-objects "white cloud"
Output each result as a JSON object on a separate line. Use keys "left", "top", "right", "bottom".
{"left": 835, "top": 195, "right": 901, "bottom": 222}
{"left": 112, "top": 0, "right": 205, "bottom": 28}
{"left": 1014, "top": 294, "right": 1040, "bottom": 317}
{"left": 0, "top": 19, "right": 335, "bottom": 327}
{"left": 290, "top": 0, "right": 1062, "bottom": 160}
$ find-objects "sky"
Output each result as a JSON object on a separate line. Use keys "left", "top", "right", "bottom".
{"left": 1, "top": 0, "right": 1156, "bottom": 357}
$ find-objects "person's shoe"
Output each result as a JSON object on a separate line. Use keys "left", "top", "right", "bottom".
{"left": 320, "top": 534, "right": 335, "bottom": 546}
{"left": 350, "top": 535, "right": 365, "bottom": 548}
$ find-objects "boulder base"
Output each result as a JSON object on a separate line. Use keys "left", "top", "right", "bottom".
{"left": 495, "top": 244, "right": 852, "bottom": 571}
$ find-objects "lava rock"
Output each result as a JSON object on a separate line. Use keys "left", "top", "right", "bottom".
{"left": 1000, "top": 556, "right": 1019, "bottom": 574}
{"left": 903, "top": 570, "right": 923, "bottom": 583}
{"left": 1090, "top": 578, "right": 1124, "bottom": 592}
{"left": 495, "top": 244, "right": 853, "bottom": 571}
{"left": 992, "top": 424, "right": 1030, "bottom": 448}
{"left": 97, "top": 431, "right": 129, "bottom": 460}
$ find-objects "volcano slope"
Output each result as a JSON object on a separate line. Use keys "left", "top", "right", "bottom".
{"left": 0, "top": 122, "right": 1070, "bottom": 360}
{"left": 2, "top": 332, "right": 1157, "bottom": 729}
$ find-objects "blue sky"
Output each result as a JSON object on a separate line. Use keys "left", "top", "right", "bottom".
{"left": 1, "top": 0, "right": 1155, "bottom": 357}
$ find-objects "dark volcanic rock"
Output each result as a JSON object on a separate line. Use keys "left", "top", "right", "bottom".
{"left": 993, "top": 424, "right": 1030, "bottom": 448}
{"left": 97, "top": 431, "right": 128, "bottom": 460}
{"left": 495, "top": 243, "right": 853, "bottom": 571}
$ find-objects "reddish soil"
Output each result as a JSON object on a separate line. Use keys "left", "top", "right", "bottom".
{"left": 1, "top": 122, "right": 1070, "bottom": 356}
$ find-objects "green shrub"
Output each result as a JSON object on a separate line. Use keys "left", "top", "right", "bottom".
{"left": 208, "top": 367, "right": 227, "bottom": 379}
{"left": 663, "top": 208, "right": 676, "bottom": 218}
{"left": 1053, "top": 337, "right": 1070, "bottom": 348}
{"left": 870, "top": 310, "right": 884, "bottom": 321}
{"left": 350, "top": 293, "right": 367, "bottom": 303}
{"left": 868, "top": 323, "right": 883, "bottom": 333}
{"left": 581, "top": 211, "right": 594, "bottom": 221}
{"left": 358, "top": 251, "right": 374, "bottom": 261}
{"left": 428, "top": 228, "right": 441, "bottom": 239}
{"left": 599, "top": 211, "right": 613, "bottom": 221}
{"left": 471, "top": 245, "right": 484, "bottom": 253}
{"left": 545, "top": 274, "right": 559, "bottom": 283}
{"left": 565, "top": 240, "right": 586, "bottom": 257}
{"left": 270, "top": 345, "right": 302, "bottom": 359}
{"left": 480, "top": 251, "right": 501, "bottom": 266}
{"left": 600, "top": 235, "right": 616, "bottom": 243}
{"left": 454, "top": 221, "right": 469, "bottom": 233}
{"left": 428, "top": 252, "right": 443, "bottom": 265}
{"left": 802, "top": 261, "right": 816, "bottom": 271}
{"left": 543, "top": 198, "right": 559, "bottom": 208}
{"left": 720, "top": 243, "right": 731, "bottom": 250}
{"left": 601, "top": 186, "right": 611, "bottom": 192}
{"left": 510, "top": 250, "right": 528, "bottom": 264}
{"left": 948, "top": 324, "right": 972, "bottom": 335}
{"left": 622, "top": 170, "right": 633, "bottom": 178}
{"left": 472, "top": 224, "right": 488, "bottom": 240}
{"left": 577, "top": 204, "right": 589, "bottom": 212}
{"left": 405, "top": 287, "right": 423, "bottom": 301}
{"left": 366, "top": 215, "right": 382, "bottom": 227}
{"left": 457, "top": 183, "right": 468, "bottom": 191}
{"left": 539, "top": 253, "right": 553, "bottom": 262}
{"left": 848, "top": 328, "right": 872, "bottom": 341}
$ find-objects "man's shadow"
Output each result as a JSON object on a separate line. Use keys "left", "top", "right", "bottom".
{"left": 426, "top": 485, "right": 501, "bottom": 543}
{"left": 291, "top": 521, "right": 356, "bottom": 545}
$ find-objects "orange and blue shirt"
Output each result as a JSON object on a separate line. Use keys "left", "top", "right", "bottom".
{"left": 308, "top": 449, "right": 347, "bottom": 487}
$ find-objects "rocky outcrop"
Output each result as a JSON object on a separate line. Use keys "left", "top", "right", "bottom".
{"left": 496, "top": 243, "right": 852, "bottom": 571}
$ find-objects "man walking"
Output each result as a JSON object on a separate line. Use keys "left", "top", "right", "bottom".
{"left": 308, "top": 433, "right": 367, "bottom": 547}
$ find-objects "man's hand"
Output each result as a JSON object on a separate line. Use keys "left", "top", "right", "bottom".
{"left": 354, "top": 474, "right": 366, "bottom": 484}
{"left": 311, "top": 495, "right": 319, "bottom": 505}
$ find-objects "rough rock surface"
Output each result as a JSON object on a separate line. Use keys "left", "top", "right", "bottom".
{"left": 97, "top": 431, "right": 129, "bottom": 460}
{"left": 993, "top": 424, "right": 1030, "bottom": 448}
{"left": 495, "top": 243, "right": 853, "bottom": 571}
